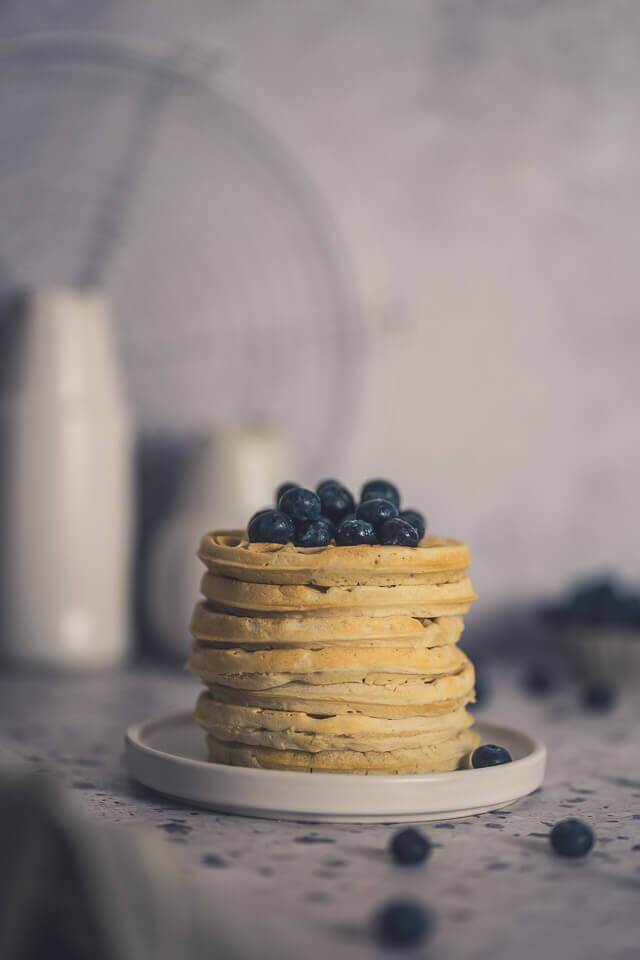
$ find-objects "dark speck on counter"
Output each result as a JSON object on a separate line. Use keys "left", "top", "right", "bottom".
{"left": 158, "top": 822, "right": 192, "bottom": 836}
{"left": 295, "top": 835, "right": 336, "bottom": 844}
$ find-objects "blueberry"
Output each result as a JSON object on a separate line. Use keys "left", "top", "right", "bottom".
{"left": 539, "top": 602, "right": 572, "bottom": 627}
{"left": 294, "top": 519, "right": 333, "bottom": 548}
{"left": 572, "top": 576, "right": 617, "bottom": 601}
{"left": 399, "top": 509, "right": 426, "bottom": 541}
{"left": 390, "top": 828, "right": 431, "bottom": 865}
{"left": 275, "top": 481, "right": 299, "bottom": 503}
{"left": 569, "top": 576, "right": 619, "bottom": 625}
{"left": 335, "top": 518, "right": 377, "bottom": 546}
{"left": 620, "top": 592, "right": 640, "bottom": 628}
{"left": 471, "top": 744, "right": 512, "bottom": 768}
{"left": 361, "top": 478, "right": 401, "bottom": 508}
{"left": 248, "top": 509, "right": 295, "bottom": 544}
{"left": 550, "top": 818, "right": 594, "bottom": 858}
{"left": 374, "top": 900, "right": 430, "bottom": 948}
{"left": 318, "top": 482, "right": 355, "bottom": 525}
{"left": 582, "top": 684, "right": 617, "bottom": 712}
{"left": 523, "top": 663, "right": 556, "bottom": 697}
{"left": 378, "top": 517, "right": 419, "bottom": 547}
{"left": 278, "top": 486, "right": 321, "bottom": 523}
{"left": 316, "top": 478, "right": 341, "bottom": 494}
{"left": 247, "top": 508, "right": 271, "bottom": 532}
{"left": 317, "top": 515, "right": 335, "bottom": 536}
{"left": 356, "top": 497, "right": 398, "bottom": 529}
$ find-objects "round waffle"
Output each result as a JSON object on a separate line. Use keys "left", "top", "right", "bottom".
{"left": 188, "top": 640, "right": 467, "bottom": 685}
{"left": 195, "top": 692, "right": 474, "bottom": 753}
{"left": 200, "top": 572, "right": 477, "bottom": 617}
{"left": 199, "top": 530, "right": 471, "bottom": 586}
{"left": 190, "top": 604, "right": 464, "bottom": 649}
{"left": 204, "top": 727, "right": 480, "bottom": 773}
{"left": 203, "top": 657, "right": 475, "bottom": 718}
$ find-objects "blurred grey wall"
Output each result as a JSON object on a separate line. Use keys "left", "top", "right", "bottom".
{"left": 1, "top": 1, "right": 639, "bottom": 612}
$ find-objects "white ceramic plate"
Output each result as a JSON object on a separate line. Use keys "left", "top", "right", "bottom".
{"left": 125, "top": 713, "right": 546, "bottom": 823}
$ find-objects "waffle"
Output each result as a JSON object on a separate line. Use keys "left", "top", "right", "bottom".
{"left": 204, "top": 728, "right": 480, "bottom": 774}
{"left": 199, "top": 531, "right": 471, "bottom": 586}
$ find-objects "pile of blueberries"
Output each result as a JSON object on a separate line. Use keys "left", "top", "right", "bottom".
{"left": 247, "top": 478, "right": 427, "bottom": 549}
{"left": 542, "top": 575, "right": 640, "bottom": 630}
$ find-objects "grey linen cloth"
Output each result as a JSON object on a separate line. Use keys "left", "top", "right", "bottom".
{"left": 0, "top": 765, "right": 262, "bottom": 960}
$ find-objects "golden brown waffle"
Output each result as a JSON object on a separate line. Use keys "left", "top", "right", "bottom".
{"left": 195, "top": 691, "right": 474, "bottom": 753}
{"left": 200, "top": 571, "right": 476, "bottom": 617}
{"left": 205, "top": 728, "right": 481, "bottom": 774}
{"left": 201, "top": 657, "right": 476, "bottom": 718}
{"left": 190, "top": 603, "right": 464, "bottom": 649}
{"left": 189, "top": 640, "right": 467, "bottom": 685}
{"left": 199, "top": 530, "right": 471, "bottom": 586}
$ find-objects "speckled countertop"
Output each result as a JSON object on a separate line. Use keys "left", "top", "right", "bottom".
{"left": 1, "top": 663, "right": 639, "bottom": 959}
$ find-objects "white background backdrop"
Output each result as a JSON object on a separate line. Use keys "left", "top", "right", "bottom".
{"left": 1, "top": 1, "right": 639, "bottom": 618}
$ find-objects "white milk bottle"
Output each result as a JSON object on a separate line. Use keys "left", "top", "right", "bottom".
{"left": 0, "top": 287, "right": 132, "bottom": 669}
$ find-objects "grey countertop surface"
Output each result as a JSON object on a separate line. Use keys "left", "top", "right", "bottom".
{"left": 1, "top": 662, "right": 639, "bottom": 959}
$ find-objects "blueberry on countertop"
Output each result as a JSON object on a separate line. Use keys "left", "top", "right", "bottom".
{"left": 390, "top": 828, "right": 431, "bottom": 865}
{"left": 471, "top": 744, "right": 512, "bottom": 768}
{"left": 399, "top": 509, "right": 426, "bottom": 541}
{"left": 248, "top": 509, "right": 295, "bottom": 544}
{"left": 278, "top": 486, "right": 321, "bottom": 523}
{"left": 335, "top": 518, "right": 377, "bottom": 546}
{"left": 319, "top": 482, "right": 355, "bottom": 525}
{"left": 361, "top": 478, "right": 401, "bottom": 509}
{"left": 295, "top": 518, "right": 333, "bottom": 548}
{"left": 276, "top": 481, "right": 299, "bottom": 502}
{"left": 378, "top": 517, "right": 419, "bottom": 547}
{"left": 523, "top": 663, "right": 557, "bottom": 697}
{"left": 550, "top": 818, "right": 594, "bottom": 858}
{"left": 356, "top": 497, "right": 398, "bottom": 529}
{"left": 374, "top": 900, "right": 430, "bottom": 948}
{"left": 582, "top": 683, "right": 617, "bottom": 712}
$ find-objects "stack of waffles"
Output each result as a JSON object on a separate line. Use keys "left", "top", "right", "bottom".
{"left": 188, "top": 531, "right": 479, "bottom": 774}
